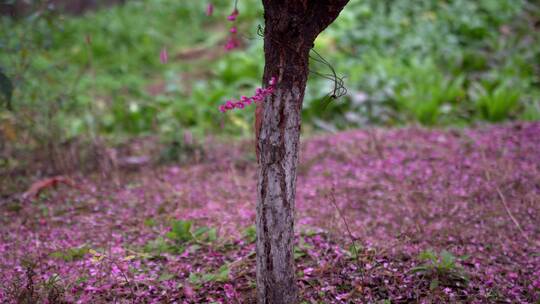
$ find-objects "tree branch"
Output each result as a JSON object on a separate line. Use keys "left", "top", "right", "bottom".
{"left": 262, "top": 0, "right": 350, "bottom": 43}
{"left": 309, "top": 0, "right": 350, "bottom": 34}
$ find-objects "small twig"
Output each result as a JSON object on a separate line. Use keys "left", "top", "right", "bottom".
{"left": 480, "top": 150, "right": 532, "bottom": 244}
{"left": 328, "top": 187, "right": 363, "bottom": 269}
{"left": 230, "top": 251, "right": 256, "bottom": 268}
{"left": 109, "top": 259, "right": 137, "bottom": 303}
{"left": 495, "top": 187, "right": 531, "bottom": 243}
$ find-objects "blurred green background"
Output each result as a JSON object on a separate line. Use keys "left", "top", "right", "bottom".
{"left": 1, "top": 0, "right": 539, "bottom": 154}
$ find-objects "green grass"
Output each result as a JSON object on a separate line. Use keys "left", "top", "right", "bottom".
{"left": 0, "top": 0, "right": 539, "bottom": 150}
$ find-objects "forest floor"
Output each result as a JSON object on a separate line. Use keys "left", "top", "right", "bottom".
{"left": 1, "top": 123, "right": 539, "bottom": 303}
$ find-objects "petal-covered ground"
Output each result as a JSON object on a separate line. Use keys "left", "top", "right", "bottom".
{"left": 1, "top": 123, "right": 539, "bottom": 303}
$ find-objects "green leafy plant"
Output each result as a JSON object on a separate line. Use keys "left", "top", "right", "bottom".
{"left": 192, "top": 226, "right": 218, "bottom": 243}
{"left": 166, "top": 220, "right": 218, "bottom": 244}
{"left": 166, "top": 220, "right": 193, "bottom": 243}
{"left": 471, "top": 82, "right": 521, "bottom": 122}
{"left": 49, "top": 246, "right": 89, "bottom": 262}
{"left": 188, "top": 264, "right": 230, "bottom": 286}
{"left": 522, "top": 100, "right": 540, "bottom": 121}
{"left": 243, "top": 225, "right": 257, "bottom": 243}
{"left": 394, "top": 58, "right": 464, "bottom": 125}
{"left": 411, "top": 249, "right": 469, "bottom": 290}
{"left": 144, "top": 220, "right": 218, "bottom": 256}
{"left": 143, "top": 236, "right": 174, "bottom": 255}
{"left": 294, "top": 237, "right": 314, "bottom": 260}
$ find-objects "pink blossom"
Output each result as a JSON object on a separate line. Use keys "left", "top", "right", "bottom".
{"left": 205, "top": 3, "right": 214, "bottom": 16}
{"left": 224, "top": 283, "right": 237, "bottom": 299}
{"left": 224, "top": 36, "right": 240, "bottom": 51}
{"left": 218, "top": 77, "right": 277, "bottom": 113}
{"left": 184, "top": 284, "right": 195, "bottom": 298}
{"left": 224, "top": 9, "right": 240, "bottom": 52}
{"left": 303, "top": 267, "right": 314, "bottom": 276}
{"left": 227, "top": 9, "right": 239, "bottom": 21}
{"left": 159, "top": 47, "right": 168, "bottom": 64}
{"left": 225, "top": 100, "right": 235, "bottom": 110}
{"left": 241, "top": 95, "right": 252, "bottom": 105}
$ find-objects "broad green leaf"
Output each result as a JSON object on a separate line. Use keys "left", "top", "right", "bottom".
{"left": 214, "top": 264, "right": 230, "bottom": 282}
{"left": 170, "top": 220, "right": 193, "bottom": 242}
{"left": 193, "top": 226, "right": 210, "bottom": 238}
{"left": 207, "top": 228, "right": 217, "bottom": 242}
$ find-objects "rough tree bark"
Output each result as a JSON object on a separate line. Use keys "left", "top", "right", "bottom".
{"left": 255, "top": 1, "right": 349, "bottom": 303}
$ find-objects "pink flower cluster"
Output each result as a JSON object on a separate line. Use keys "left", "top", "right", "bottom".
{"left": 225, "top": 8, "right": 240, "bottom": 51}
{"left": 227, "top": 8, "right": 239, "bottom": 21}
{"left": 206, "top": 3, "right": 214, "bottom": 16}
{"left": 219, "top": 77, "right": 277, "bottom": 113}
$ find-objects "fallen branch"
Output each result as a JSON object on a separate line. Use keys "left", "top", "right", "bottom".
{"left": 21, "top": 176, "right": 85, "bottom": 201}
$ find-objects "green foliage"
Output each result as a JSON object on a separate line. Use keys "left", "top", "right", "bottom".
{"left": 243, "top": 225, "right": 256, "bottom": 243}
{"left": 0, "top": 0, "right": 538, "bottom": 153}
{"left": 471, "top": 82, "right": 521, "bottom": 122}
{"left": 393, "top": 58, "right": 465, "bottom": 125}
{"left": 144, "top": 236, "right": 182, "bottom": 255}
{"left": 294, "top": 237, "right": 315, "bottom": 260}
{"left": 412, "top": 249, "right": 469, "bottom": 290}
{"left": 166, "top": 220, "right": 218, "bottom": 243}
{"left": 49, "top": 246, "right": 89, "bottom": 262}
{"left": 158, "top": 272, "right": 175, "bottom": 282}
{"left": 188, "top": 264, "right": 230, "bottom": 286}
{"left": 522, "top": 99, "right": 540, "bottom": 121}
{"left": 166, "top": 220, "right": 193, "bottom": 243}
{"left": 192, "top": 226, "right": 218, "bottom": 243}
{"left": 324, "top": 0, "right": 540, "bottom": 127}
{"left": 144, "top": 220, "right": 218, "bottom": 256}
{"left": 143, "top": 218, "right": 157, "bottom": 227}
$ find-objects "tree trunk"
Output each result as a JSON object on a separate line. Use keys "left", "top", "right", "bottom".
{"left": 255, "top": 1, "right": 349, "bottom": 303}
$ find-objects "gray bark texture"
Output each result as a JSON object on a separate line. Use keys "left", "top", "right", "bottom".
{"left": 255, "top": 1, "right": 349, "bottom": 303}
